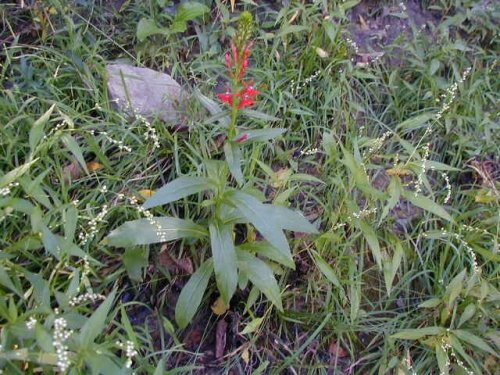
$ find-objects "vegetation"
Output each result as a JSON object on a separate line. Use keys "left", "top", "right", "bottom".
{"left": 0, "top": 0, "right": 498, "bottom": 374}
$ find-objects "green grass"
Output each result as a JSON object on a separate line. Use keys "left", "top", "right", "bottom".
{"left": 0, "top": 0, "right": 499, "bottom": 374}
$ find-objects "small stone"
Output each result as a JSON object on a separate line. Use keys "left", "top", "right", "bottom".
{"left": 106, "top": 64, "right": 184, "bottom": 123}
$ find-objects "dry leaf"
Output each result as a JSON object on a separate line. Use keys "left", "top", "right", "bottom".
{"left": 215, "top": 319, "right": 228, "bottom": 359}
{"left": 315, "top": 47, "right": 329, "bottom": 58}
{"left": 272, "top": 168, "right": 292, "bottom": 188}
{"left": 328, "top": 340, "right": 348, "bottom": 358}
{"left": 359, "top": 15, "right": 369, "bottom": 30}
{"left": 86, "top": 161, "right": 103, "bottom": 172}
{"left": 387, "top": 166, "right": 412, "bottom": 177}
{"left": 241, "top": 348, "right": 250, "bottom": 365}
{"left": 211, "top": 296, "right": 229, "bottom": 316}
{"left": 62, "top": 160, "right": 82, "bottom": 183}
{"left": 158, "top": 247, "right": 193, "bottom": 274}
{"left": 139, "top": 189, "right": 156, "bottom": 199}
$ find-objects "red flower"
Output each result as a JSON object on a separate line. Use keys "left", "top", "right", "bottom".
{"left": 241, "top": 82, "right": 259, "bottom": 98}
{"left": 218, "top": 42, "right": 258, "bottom": 109}
{"left": 225, "top": 53, "right": 232, "bottom": 70}
{"left": 238, "top": 42, "right": 253, "bottom": 79}
{"left": 217, "top": 92, "right": 233, "bottom": 105}
{"left": 238, "top": 96, "right": 256, "bottom": 109}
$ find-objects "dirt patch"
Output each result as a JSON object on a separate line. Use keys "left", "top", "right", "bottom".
{"left": 346, "top": 0, "right": 440, "bottom": 66}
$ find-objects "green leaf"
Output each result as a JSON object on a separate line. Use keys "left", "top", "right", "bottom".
{"left": 391, "top": 326, "right": 445, "bottom": 340}
{"left": 136, "top": 18, "right": 168, "bottom": 41}
{"left": 380, "top": 177, "right": 401, "bottom": 224}
{"left": 0, "top": 265, "right": 22, "bottom": 297}
{"left": 453, "top": 330, "right": 497, "bottom": 356}
{"left": 238, "top": 242, "right": 294, "bottom": 269}
{"left": 154, "top": 359, "right": 166, "bottom": 375}
{"left": 240, "top": 317, "right": 264, "bottom": 335}
{"left": 458, "top": 304, "right": 476, "bottom": 328}
{"left": 339, "top": 0, "right": 361, "bottom": 12}
{"left": 224, "top": 142, "right": 244, "bottom": 185}
{"left": 193, "top": 89, "right": 229, "bottom": 127}
{"left": 235, "top": 128, "right": 286, "bottom": 143}
{"left": 418, "top": 298, "right": 442, "bottom": 308}
{"left": 79, "top": 289, "right": 117, "bottom": 347}
{"left": 264, "top": 204, "right": 318, "bottom": 234}
{"left": 225, "top": 191, "right": 290, "bottom": 259}
{"left": 19, "top": 173, "right": 52, "bottom": 210}
{"left": 29, "top": 104, "right": 55, "bottom": 152}
{"left": 24, "top": 271, "right": 51, "bottom": 310}
{"left": 383, "top": 241, "right": 403, "bottom": 296}
{"left": 358, "top": 220, "right": 383, "bottom": 269}
{"left": 85, "top": 353, "right": 122, "bottom": 374}
{"left": 236, "top": 250, "right": 283, "bottom": 311}
{"left": 209, "top": 223, "right": 238, "bottom": 305}
{"left": 35, "top": 324, "right": 54, "bottom": 352}
{"left": 104, "top": 217, "right": 207, "bottom": 247}
{"left": 396, "top": 112, "right": 434, "bottom": 131}
{"left": 61, "top": 134, "right": 88, "bottom": 174}
{"left": 0, "top": 159, "right": 39, "bottom": 189}
{"left": 241, "top": 109, "right": 280, "bottom": 122}
{"left": 402, "top": 190, "right": 453, "bottom": 222}
{"left": 175, "top": 259, "right": 213, "bottom": 329}
{"left": 123, "top": 247, "right": 149, "bottom": 282}
{"left": 143, "top": 176, "right": 215, "bottom": 209}
{"left": 31, "top": 210, "right": 62, "bottom": 259}
{"left": 311, "top": 250, "right": 342, "bottom": 289}
{"left": 174, "top": 2, "right": 209, "bottom": 23}
{"left": 445, "top": 269, "right": 466, "bottom": 307}
{"left": 436, "top": 343, "right": 449, "bottom": 375}
{"left": 341, "top": 148, "right": 384, "bottom": 200}
{"left": 64, "top": 205, "right": 78, "bottom": 241}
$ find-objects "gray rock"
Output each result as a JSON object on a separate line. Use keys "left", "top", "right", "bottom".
{"left": 106, "top": 64, "right": 183, "bottom": 122}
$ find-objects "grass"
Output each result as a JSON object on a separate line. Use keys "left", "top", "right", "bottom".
{"left": 0, "top": 0, "right": 499, "bottom": 374}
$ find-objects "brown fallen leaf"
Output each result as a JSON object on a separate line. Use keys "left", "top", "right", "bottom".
{"left": 139, "top": 189, "right": 156, "bottom": 199}
{"left": 359, "top": 15, "right": 369, "bottom": 30}
{"left": 159, "top": 246, "right": 193, "bottom": 275}
{"left": 241, "top": 348, "right": 250, "bottom": 365}
{"left": 211, "top": 296, "right": 229, "bottom": 316}
{"left": 328, "top": 340, "right": 348, "bottom": 358}
{"left": 183, "top": 327, "right": 202, "bottom": 350}
{"left": 215, "top": 319, "right": 228, "bottom": 359}
{"left": 86, "top": 161, "right": 103, "bottom": 172}
{"left": 62, "top": 160, "right": 82, "bottom": 183}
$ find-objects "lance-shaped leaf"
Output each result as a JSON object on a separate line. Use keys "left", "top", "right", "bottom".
{"left": 402, "top": 190, "right": 452, "bottom": 222}
{"left": 79, "top": 289, "right": 117, "bottom": 347}
{"left": 143, "top": 177, "right": 215, "bottom": 209}
{"left": 263, "top": 204, "right": 318, "bottom": 234}
{"left": 358, "top": 220, "right": 383, "bottom": 270}
{"left": 104, "top": 217, "right": 207, "bottom": 247}
{"left": 224, "top": 142, "right": 244, "bottom": 185}
{"left": 176, "top": 259, "right": 213, "bottom": 329}
{"left": 225, "top": 191, "right": 290, "bottom": 259}
{"left": 233, "top": 128, "right": 286, "bottom": 143}
{"left": 238, "top": 242, "right": 294, "bottom": 269}
{"left": 237, "top": 250, "right": 283, "bottom": 312}
{"left": 209, "top": 222, "right": 238, "bottom": 305}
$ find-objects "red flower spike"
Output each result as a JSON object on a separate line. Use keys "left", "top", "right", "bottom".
{"left": 235, "top": 133, "right": 250, "bottom": 143}
{"left": 242, "top": 83, "right": 259, "bottom": 98}
{"left": 217, "top": 92, "right": 233, "bottom": 105}
{"left": 238, "top": 96, "right": 256, "bottom": 109}
{"left": 225, "top": 53, "right": 232, "bottom": 70}
{"left": 231, "top": 41, "right": 239, "bottom": 67}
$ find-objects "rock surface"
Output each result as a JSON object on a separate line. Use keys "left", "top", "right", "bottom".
{"left": 106, "top": 64, "right": 183, "bottom": 122}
